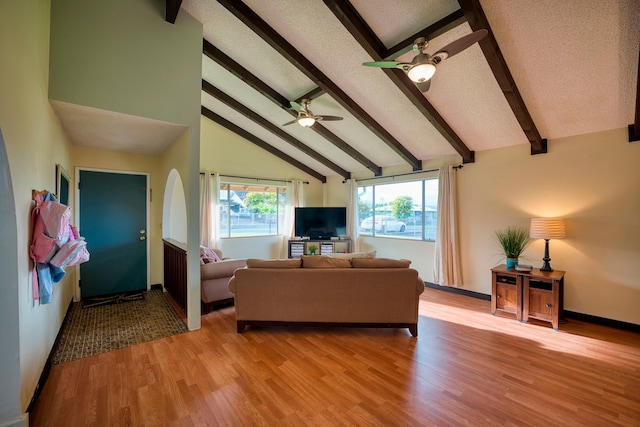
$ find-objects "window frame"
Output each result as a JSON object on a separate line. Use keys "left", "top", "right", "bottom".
{"left": 357, "top": 176, "right": 438, "bottom": 241}
{"left": 218, "top": 181, "right": 287, "bottom": 239}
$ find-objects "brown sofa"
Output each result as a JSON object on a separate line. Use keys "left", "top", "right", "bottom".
{"left": 201, "top": 249, "right": 247, "bottom": 313}
{"left": 228, "top": 256, "right": 425, "bottom": 336}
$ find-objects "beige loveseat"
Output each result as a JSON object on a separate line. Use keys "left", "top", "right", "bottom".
{"left": 228, "top": 255, "right": 425, "bottom": 336}
{"left": 200, "top": 248, "right": 247, "bottom": 313}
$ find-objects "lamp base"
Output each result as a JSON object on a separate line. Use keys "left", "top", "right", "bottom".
{"left": 539, "top": 239, "right": 554, "bottom": 271}
{"left": 539, "top": 261, "right": 553, "bottom": 272}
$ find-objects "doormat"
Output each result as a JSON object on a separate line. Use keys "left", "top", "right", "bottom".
{"left": 83, "top": 291, "right": 145, "bottom": 309}
{"left": 52, "top": 289, "right": 188, "bottom": 364}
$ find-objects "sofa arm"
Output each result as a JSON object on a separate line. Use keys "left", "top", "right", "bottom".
{"left": 201, "top": 259, "right": 247, "bottom": 281}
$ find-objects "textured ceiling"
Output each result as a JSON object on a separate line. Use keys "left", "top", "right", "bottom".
{"left": 51, "top": 100, "right": 187, "bottom": 156}
{"left": 57, "top": 0, "right": 640, "bottom": 179}
{"left": 186, "top": 0, "right": 639, "bottom": 180}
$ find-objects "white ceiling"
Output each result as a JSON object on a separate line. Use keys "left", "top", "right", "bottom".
{"left": 51, "top": 101, "right": 187, "bottom": 156}
{"left": 55, "top": 0, "right": 640, "bottom": 178}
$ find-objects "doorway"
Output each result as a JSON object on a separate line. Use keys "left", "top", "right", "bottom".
{"left": 78, "top": 169, "right": 149, "bottom": 299}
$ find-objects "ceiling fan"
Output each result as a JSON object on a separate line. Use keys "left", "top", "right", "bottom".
{"left": 362, "top": 29, "right": 488, "bottom": 92}
{"left": 282, "top": 99, "right": 343, "bottom": 127}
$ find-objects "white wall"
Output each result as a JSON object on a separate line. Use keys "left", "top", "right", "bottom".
{"left": 0, "top": 1, "right": 74, "bottom": 424}
{"left": 458, "top": 128, "right": 640, "bottom": 325}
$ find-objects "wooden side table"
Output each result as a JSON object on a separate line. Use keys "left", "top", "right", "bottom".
{"left": 491, "top": 265, "right": 565, "bottom": 330}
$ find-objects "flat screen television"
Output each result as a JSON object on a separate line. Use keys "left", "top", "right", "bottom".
{"left": 295, "top": 207, "right": 347, "bottom": 240}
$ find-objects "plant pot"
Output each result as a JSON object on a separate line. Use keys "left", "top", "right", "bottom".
{"left": 506, "top": 258, "right": 518, "bottom": 269}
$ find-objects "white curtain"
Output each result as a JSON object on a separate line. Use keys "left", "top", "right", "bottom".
{"left": 281, "top": 180, "right": 304, "bottom": 258}
{"left": 433, "top": 166, "right": 462, "bottom": 287}
{"left": 346, "top": 179, "right": 360, "bottom": 253}
{"left": 199, "top": 172, "right": 212, "bottom": 247}
{"left": 199, "top": 172, "right": 221, "bottom": 249}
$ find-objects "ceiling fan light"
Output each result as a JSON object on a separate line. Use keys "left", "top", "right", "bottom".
{"left": 298, "top": 117, "right": 316, "bottom": 127}
{"left": 407, "top": 63, "right": 436, "bottom": 83}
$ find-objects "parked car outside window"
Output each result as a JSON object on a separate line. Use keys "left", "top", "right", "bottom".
{"left": 360, "top": 215, "right": 406, "bottom": 233}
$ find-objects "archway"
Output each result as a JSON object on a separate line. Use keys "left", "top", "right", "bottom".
{"left": 163, "top": 169, "right": 187, "bottom": 242}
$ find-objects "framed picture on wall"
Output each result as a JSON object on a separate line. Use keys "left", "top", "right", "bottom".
{"left": 55, "top": 163, "right": 70, "bottom": 206}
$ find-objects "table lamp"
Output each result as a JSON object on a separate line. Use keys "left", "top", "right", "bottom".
{"left": 529, "top": 218, "right": 566, "bottom": 271}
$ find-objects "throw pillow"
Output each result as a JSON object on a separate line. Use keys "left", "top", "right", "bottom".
{"left": 327, "top": 250, "right": 376, "bottom": 260}
{"left": 200, "top": 246, "right": 221, "bottom": 263}
{"left": 351, "top": 258, "right": 412, "bottom": 268}
{"left": 301, "top": 255, "right": 351, "bottom": 268}
{"left": 246, "top": 258, "right": 302, "bottom": 268}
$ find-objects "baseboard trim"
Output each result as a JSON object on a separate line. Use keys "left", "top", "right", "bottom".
{"left": 424, "top": 281, "right": 491, "bottom": 301}
{"left": 26, "top": 296, "right": 74, "bottom": 414}
{"left": 424, "top": 281, "right": 639, "bottom": 333}
{"left": 563, "top": 310, "right": 640, "bottom": 334}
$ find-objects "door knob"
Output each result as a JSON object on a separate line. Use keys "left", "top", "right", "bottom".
{"left": 139, "top": 236, "right": 146, "bottom": 241}
{"left": 140, "top": 230, "right": 145, "bottom": 234}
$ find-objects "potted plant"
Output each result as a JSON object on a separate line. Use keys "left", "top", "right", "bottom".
{"left": 495, "top": 226, "right": 530, "bottom": 268}
{"left": 308, "top": 244, "right": 318, "bottom": 256}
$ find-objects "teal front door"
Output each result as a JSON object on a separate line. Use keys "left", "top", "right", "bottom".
{"left": 79, "top": 170, "right": 147, "bottom": 298}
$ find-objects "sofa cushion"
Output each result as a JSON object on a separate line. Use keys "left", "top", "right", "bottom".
{"left": 326, "top": 250, "right": 376, "bottom": 259}
{"left": 301, "top": 255, "right": 351, "bottom": 268}
{"left": 201, "top": 258, "right": 247, "bottom": 280}
{"left": 351, "top": 258, "right": 412, "bottom": 268}
{"left": 246, "top": 258, "right": 302, "bottom": 268}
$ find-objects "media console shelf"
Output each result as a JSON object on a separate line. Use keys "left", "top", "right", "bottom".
{"left": 288, "top": 239, "right": 351, "bottom": 258}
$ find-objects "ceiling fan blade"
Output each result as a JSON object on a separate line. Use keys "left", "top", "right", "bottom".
{"left": 415, "top": 80, "right": 431, "bottom": 93}
{"left": 362, "top": 61, "right": 404, "bottom": 69}
{"left": 289, "top": 101, "right": 302, "bottom": 111}
{"left": 282, "top": 119, "right": 298, "bottom": 126}
{"left": 433, "top": 29, "right": 488, "bottom": 59}
{"left": 316, "top": 115, "right": 343, "bottom": 122}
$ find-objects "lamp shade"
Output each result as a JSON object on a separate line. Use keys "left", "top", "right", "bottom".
{"left": 530, "top": 218, "right": 566, "bottom": 239}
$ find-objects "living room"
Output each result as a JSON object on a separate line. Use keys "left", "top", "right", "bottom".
{"left": 1, "top": 0, "right": 639, "bottom": 426}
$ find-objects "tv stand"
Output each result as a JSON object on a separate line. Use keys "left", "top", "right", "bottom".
{"left": 288, "top": 239, "right": 352, "bottom": 258}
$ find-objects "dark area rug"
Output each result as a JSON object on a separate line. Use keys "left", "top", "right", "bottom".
{"left": 52, "top": 289, "right": 188, "bottom": 364}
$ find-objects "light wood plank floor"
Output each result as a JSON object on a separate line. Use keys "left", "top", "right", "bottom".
{"left": 30, "top": 288, "right": 640, "bottom": 426}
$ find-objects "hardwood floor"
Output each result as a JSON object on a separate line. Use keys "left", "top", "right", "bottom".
{"left": 30, "top": 288, "right": 640, "bottom": 426}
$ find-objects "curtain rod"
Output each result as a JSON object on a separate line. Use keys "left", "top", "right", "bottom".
{"left": 353, "top": 165, "right": 462, "bottom": 183}
{"left": 199, "top": 172, "right": 309, "bottom": 185}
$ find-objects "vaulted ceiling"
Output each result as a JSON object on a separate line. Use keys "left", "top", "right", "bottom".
{"left": 56, "top": 1, "right": 640, "bottom": 183}
{"left": 176, "top": 0, "right": 639, "bottom": 183}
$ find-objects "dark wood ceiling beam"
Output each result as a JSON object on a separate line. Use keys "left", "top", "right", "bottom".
{"left": 202, "top": 80, "right": 350, "bottom": 179}
{"left": 217, "top": 0, "right": 422, "bottom": 171}
{"left": 203, "top": 40, "right": 291, "bottom": 109}
{"left": 294, "top": 87, "right": 325, "bottom": 104}
{"left": 458, "top": 0, "right": 547, "bottom": 155}
{"left": 165, "top": 0, "right": 182, "bottom": 24}
{"left": 324, "top": 0, "right": 474, "bottom": 163}
{"left": 383, "top": 10, "right": 467, "bottom": 60}
{"left": 202, "top": 40, "right": 381, "bottom": 175}
{"left": 201, "top": 106, "right": 326, "bottom": 183}
{"left": 630, "top": 46, "right": 640, "bottom": 142}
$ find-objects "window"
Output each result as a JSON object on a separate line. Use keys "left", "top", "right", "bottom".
{"left": 219, "top": 183, "right": 286, "bottom": 238}
{"left": 357, "top": 178, "right": 438, "bottom": 241}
